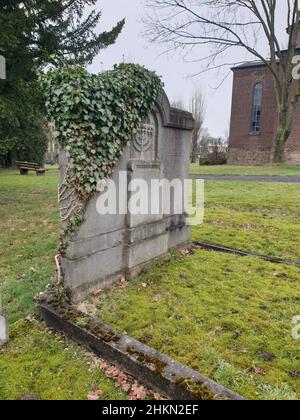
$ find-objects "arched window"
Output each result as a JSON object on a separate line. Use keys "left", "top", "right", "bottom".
{"left": 251, "top": 83, "right": 262, "bottom": 133}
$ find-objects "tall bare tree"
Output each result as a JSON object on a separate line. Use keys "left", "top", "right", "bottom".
{"left": 172, "top": 92, "right": 205, "bottom": 162}
{"left": 144, "top": 0, "right": 300, "bottom": 162}
{"left": 171, "top": 98, "right": 185, "bottom": 109}
{"left": 190, "top": 90, "right": 205, "bottom": 163}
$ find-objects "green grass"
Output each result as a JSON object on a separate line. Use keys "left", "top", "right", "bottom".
{"left": 190, "top": 164, "right": 300, "bottom": 177}
{"left": 0, "top": 168, "right": 60, "bottom": 323}
{"left": 0, "top": 319, "right": 126, "bottom": 400}
{"left": 192, "top": 181, "right": 300, "bottom": 262}
{"left": 1, "top": 167, "right": 300, "bottom": 400}
{"left": 92, "top": 250, "right": 300, "bottom": 400}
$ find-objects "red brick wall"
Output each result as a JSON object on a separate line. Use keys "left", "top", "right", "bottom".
{"left": 228, "top": 65, "right": 278, "bottom": 165}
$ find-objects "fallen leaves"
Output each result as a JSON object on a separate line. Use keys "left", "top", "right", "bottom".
{"left": 87, "top": 384, "right": 103, "bottom": 400}
{"left": 130, "top": 382, "right": 147, "bottom": 400}
{"left": 179, "top": 248, "right": 194, "bottom": 257}
{"left": 103, "top": 365, "right": 149, "bottom": 399}
{"left": 83, "top": 352, "right": 165, "bottom": 401}
{"left": 119, "top": 276, "right": 127, "bottom": 289}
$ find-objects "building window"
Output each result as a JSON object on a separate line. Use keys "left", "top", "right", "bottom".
{"left": 251, "top": 83, "right": 262, "bottom": 134}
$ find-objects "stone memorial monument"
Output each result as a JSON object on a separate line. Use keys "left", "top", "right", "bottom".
{"left": 59, "top": 91, "right": 194, "bottom": 302}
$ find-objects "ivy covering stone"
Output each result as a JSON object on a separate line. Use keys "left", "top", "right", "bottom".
{"left": 42, "top": 64, "right": 163, "bottom": 242}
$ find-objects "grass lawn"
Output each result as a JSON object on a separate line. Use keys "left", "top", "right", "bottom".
{"left": 91, "top": 250, "right": 300, "bottom": 400}
{"left": 192, "top": 181, "right": 300, "bottom": 262}
{"left": 0, "top": 169, "right": 128, "bottom": 400}
{"left": 1, "top": 168, "right": 299, "bottom": 400}
{"left": 0, "top": 168, "right": 59, "bottom": 323}
{"left": 190, "top": 164, "right": 300, "bottom": 177}
{"left": 0, "top": 319, "right": 126, "bottom": 400}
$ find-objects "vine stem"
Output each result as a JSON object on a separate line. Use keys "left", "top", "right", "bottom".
{"left": 55, "top": 254, "right": 62, "bottom": 285}
{"left": 60, "top": 202, "right": 82, "bottom": 223}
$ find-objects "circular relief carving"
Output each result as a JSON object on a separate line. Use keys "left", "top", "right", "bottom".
{"left": 133, "top": 123, "right": 155, "bottom": 152}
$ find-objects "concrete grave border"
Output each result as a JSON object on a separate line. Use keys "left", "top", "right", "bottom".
{"left": 195, "top": 241, "right": 300, "bottom": 268}
{"left": 39, "top": 300, "right": 245, "bottom": 401}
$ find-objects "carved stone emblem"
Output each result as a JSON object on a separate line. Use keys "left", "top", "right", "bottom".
{"left": 133, "top": 124, "right": 155, "bottom": 152}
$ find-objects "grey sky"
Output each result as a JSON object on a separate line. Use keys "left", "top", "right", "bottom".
{"left": 89, "top": 0, "right": 290, "bottom": 138}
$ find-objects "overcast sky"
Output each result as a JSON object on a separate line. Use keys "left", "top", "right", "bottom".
{"left": 89, "top": 0, "right": 289, "bottom": 138}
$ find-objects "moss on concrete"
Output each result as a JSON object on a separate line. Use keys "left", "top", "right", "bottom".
{"left": 126, "top": 346, "right": 167, "bottom": 374}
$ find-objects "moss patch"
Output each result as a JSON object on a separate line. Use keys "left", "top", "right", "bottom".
{"left": 0, "top": 319, "right": 127, "bottom": 400}
{"left": 92, "top": 250, "right": 300, "bottom": 400}
{"left": 126, "top": 346, "right": 167, "bottom": 374}
{"left": 175, "top": 377, "right": 216, "bottom": 400}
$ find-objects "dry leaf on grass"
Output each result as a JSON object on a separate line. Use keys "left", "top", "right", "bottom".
{"left": 83, "top": 353, "right": 167, "bottom": 400}
{"left": 129, "top": 382, "right": 148, "bottom": 400}
{"left": 87, "top": 384, "right": 103, "bottom": 401}
{"left": 119, "top": 276, "right": 127, "bottom": 289}
{"left": 92, "top": 289, "right": 103, "bottom": 297}
{"left": 179, "top": 248, "right": 193, "bottom": 257}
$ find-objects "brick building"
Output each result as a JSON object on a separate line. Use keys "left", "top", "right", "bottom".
{"left": 228, "top": 31, "right": 300, "bottom": 165}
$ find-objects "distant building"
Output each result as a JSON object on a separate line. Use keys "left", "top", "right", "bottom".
{"left": 228, "top": 27, "right": 300, "bottom": 165}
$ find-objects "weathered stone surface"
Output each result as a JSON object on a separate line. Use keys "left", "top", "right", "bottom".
{"left": 0, "top": 55, "right": 6, "bottom": 80}
{"left": 59, "top": 91, "right": 194, "bottom": 301}
{"left": 39, "top": 302, "right": 245, "bottom": 400}
{"left": 0, "top": 313, "right": 8, "bottom": 347}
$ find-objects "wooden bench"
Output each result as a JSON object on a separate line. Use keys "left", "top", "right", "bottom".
{"left": 15, "top": 161, "right": 47, "bottom": 176}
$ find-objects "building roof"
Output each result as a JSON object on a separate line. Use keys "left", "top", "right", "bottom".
{"left": 232, "top": 60, "right": 266, "bottom": 71}
{"left": 232, "top": 46, "right": 300, "bottom": 72}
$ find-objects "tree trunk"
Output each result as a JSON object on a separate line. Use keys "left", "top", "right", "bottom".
{"left": 274, "top": 130, "right": 286, "bottom": 163}
{"left": 191, "top": 149, "right": 197, "bottom": 163}
{"left": 191, "top": 132, "right": 198, "bottom": 163}
{"left": 273, "top": 105, "right": 290, "bottom": 163}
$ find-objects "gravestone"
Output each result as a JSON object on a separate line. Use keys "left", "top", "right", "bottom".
{"left": 0, "top": 313, "right": 8, "bottom": 347}
{"left": 59, "top": 91, "right": 194, "bottom": 302}
{"left": 0, "top": 55, "right": 6, "bottom": 80}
